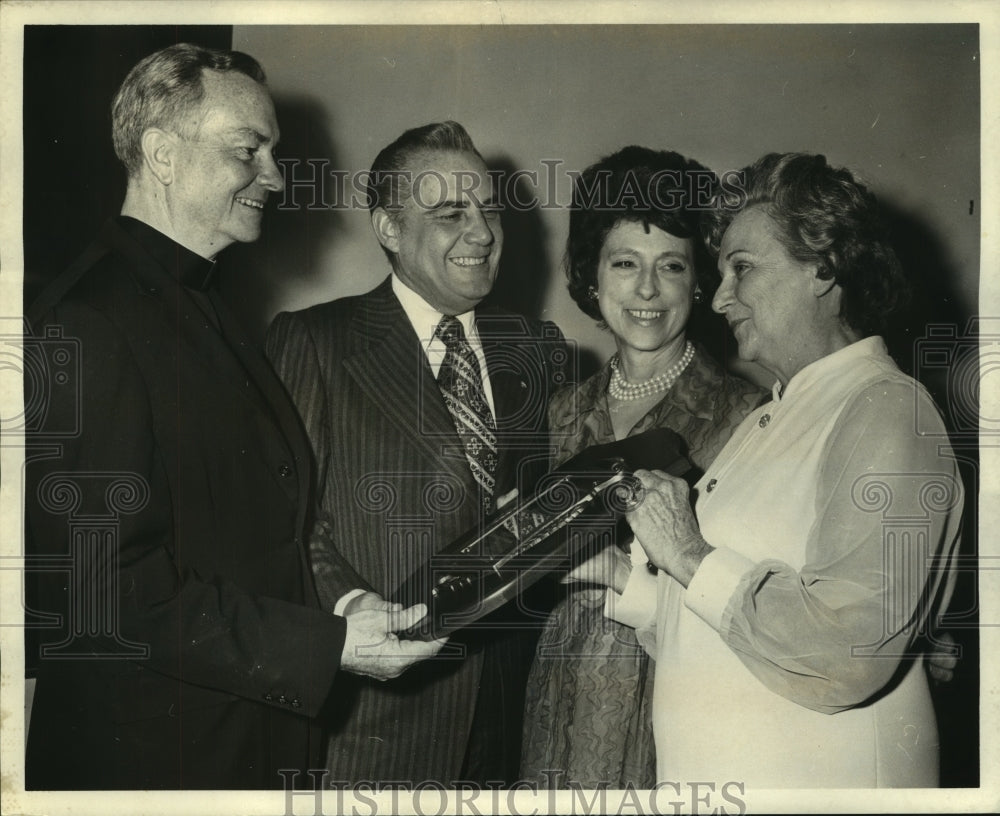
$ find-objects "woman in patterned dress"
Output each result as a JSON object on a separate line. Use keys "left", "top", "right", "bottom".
{"left": 520, "top": 146, "right": 763, "bottom": 788}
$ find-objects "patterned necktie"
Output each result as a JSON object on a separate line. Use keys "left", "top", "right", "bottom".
{"left": 435, "top": 315, "right": 498, "bottom": 511}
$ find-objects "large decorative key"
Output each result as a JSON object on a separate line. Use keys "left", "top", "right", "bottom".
{"left": 392, "top": 427, "right": 693, "bottom": 639}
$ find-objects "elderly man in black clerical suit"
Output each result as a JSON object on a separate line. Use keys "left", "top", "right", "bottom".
{"left": 24, "top": 43, "right": 441, "bottom": 791}
{"left": 266, "top": 121, "right": 569, "bottom": 786}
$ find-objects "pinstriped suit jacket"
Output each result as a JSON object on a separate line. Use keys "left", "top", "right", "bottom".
{"left": 266, "top": 276, "right": 569, "bottom": 783}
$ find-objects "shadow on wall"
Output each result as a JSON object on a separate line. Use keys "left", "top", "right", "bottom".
{"left": 220, "top": 94, "right": 344, "bottom": 346}
{"left": 482, "top": 156, "right": 597, "bottom": 380}
{"left": 882, "top": 199, "right": 975, "bottom": 394}
{"left": 482, "top": 155, "right": 551, "bottom": 323}
{"left": 880, "top": 197, "right": 980, "bottom": 789}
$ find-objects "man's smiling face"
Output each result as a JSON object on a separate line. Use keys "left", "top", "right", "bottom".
{"left": 381, "top": 149, "right": 503, "bottom": 315}
{"left": 166, "top": 68, "right": 282, "bottom": 258}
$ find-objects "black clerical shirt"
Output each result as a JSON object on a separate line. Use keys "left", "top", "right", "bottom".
{"left": 117, "top": 215, "right": 221, "bottom": 330}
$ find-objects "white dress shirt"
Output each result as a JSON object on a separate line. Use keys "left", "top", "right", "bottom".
{"left": 391, "top": 274, "right": 496, "bottom": 415}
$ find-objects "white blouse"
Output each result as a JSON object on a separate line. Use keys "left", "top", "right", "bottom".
{"left": 609, "top": 337, "right": 963, "bottom": 788}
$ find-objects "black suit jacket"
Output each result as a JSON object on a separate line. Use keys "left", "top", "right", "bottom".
{"left": 266, "top": 278, "right": 569, "bottom": 783}
{"left": 24, "top": 219, "right": 344, "bottom": 789}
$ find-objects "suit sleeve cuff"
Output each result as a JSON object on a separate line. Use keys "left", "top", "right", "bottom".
{"left": 604, "top": 537, "right": 658, "bottom": 630}
{"left": 684, "top": 546, "right": 755, "bottom": 631}
{"left": 333, "top": 588, "right": 368, "bottom": 617}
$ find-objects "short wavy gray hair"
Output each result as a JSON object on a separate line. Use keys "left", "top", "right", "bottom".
{"left": 111, "top": 42, "right": 266, "bottom": 177}
{"left": 703, "top": 152, "right": 908, "bottom": 337}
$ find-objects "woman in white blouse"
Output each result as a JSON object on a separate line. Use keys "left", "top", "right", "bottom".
{"left": 608, "top": 153, "right": 963, "bottom": 788}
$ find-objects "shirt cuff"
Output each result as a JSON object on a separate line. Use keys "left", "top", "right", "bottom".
{"left": 684, "top": 546, "right": 755, "bottom": 631}
{"left": 333, "top": 588, "right": 368, "bottom": 617}
{"left": 604, "top": 537, "right": 658, "bottom": 630}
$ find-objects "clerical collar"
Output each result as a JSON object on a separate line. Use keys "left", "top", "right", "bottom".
{"left": 117, "top": 216, "right": 217, "bottom": 291}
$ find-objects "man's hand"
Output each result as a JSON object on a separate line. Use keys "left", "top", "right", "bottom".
{"left": 926, "top": 630, "right": 959, "bottom": 684}
{"left": 340, "top": 593, "right": 446, "bottom": 681}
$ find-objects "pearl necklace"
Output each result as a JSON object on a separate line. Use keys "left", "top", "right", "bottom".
{"left": 608, "top": 341, "right": 694, "bottom": 401}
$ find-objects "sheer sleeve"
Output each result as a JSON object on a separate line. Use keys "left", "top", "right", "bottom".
{"left": 684, "top": 380, "right": 963, "bottom": 713}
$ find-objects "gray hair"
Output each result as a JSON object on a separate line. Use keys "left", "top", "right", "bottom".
{"left": 111, "top": 42, "right": 266, "bottom": 177}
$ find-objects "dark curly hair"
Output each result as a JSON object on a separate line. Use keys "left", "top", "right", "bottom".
{"left": 702, "top": 152, "right": 909, "bottom": 337}
{"left": 566, "top": 146, "right": 716, "bottom": 321}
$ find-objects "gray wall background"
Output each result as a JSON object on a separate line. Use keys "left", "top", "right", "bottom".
{"left": 228, "top": 24, "right": 979, "bottom": 383}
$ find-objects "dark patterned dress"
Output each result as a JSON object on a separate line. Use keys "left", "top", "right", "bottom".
{"left": 520, "top": 343, "right": 763, "bottom": 788}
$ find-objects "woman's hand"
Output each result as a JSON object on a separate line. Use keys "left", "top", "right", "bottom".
{"left": 625, "top": 469, "right": 714, "bottom": 588}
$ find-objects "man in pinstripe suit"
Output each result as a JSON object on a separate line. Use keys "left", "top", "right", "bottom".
{"left": 266, "top": 122, "right": 569, "bottom": 786}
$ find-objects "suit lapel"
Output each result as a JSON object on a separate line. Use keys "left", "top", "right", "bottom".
{"left": 478, "top": 313, "right": 527, "bottom": 427}
{"left": 342, "top": 281, "right": 470, "bottom": 474}
{"left": 478, "top": 311, "right": 536, "bottom": 490}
